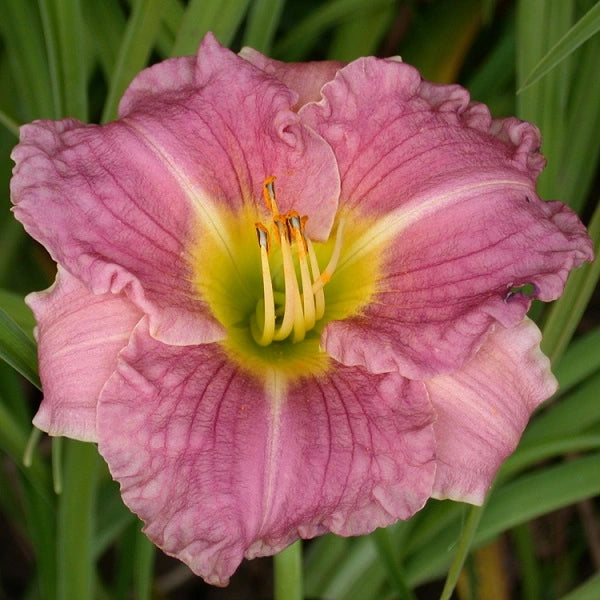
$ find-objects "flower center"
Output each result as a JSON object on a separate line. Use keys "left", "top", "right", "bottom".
{"left": 251, "top": 177, "right": 344, "bottom": 346}
{"left": 189, "top": 176, "right": 380, "bottom": 381}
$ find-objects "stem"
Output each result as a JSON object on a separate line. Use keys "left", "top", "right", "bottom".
{"left": 274, "top": 540, "right": 303, "bottom": 600}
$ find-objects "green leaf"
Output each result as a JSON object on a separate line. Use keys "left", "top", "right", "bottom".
{"left": 274, "top": 0, "right": 393, "bottom": 61}
{"left": 0, "top": 0, "right": 54, "bottom": 119}
{"left": 170, "top": 0, "right": 251, "bottom": 56}
{"left": 101, "top": 0, "right": 166, "bottom": 123}
{"left": 371, "top": 528, "right": 415, "bottom": 600}
{"left": 243, "top": 0, "right": 286, "bottom": 54}
{"left": 38, "top": 0, "right": 63, "bottom": 117}
{"left": 327, "top": 2, "right": 395, "bottom": 61}
{"left": 0, "top": 289, "right": 35, "bottom": 337}
{"left": 399, "top": 0, "right": 483, "bottom": 83}
{"left": 0, "top": 305, "right": 40, "bottom": 389}
{"left": 405, "top": 454, "right": 600, "bottom": 586}
{"left": 53, "top": 0, "right": 88, "bottom": 120}
{"left": 559, "top": 35, "right": 600, "bottom": 213}
{"left": 0, "top": 108, "right": 21, "bottom": 138}
{"left": 520, "top": 371, "right": 600, "bottom": 447}
{"left": 83, "top": 0, "right": 127, "bottom": 81}
{"left": 518, "top": 1, "right": 600, "bottom": 92}
{"left": 559, "top": 573, "right": 600, "bottom": 600}
{"left": 553, "top": 326, "right": 600, "bottom": 395}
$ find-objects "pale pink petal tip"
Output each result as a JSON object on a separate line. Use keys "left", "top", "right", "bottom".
{"left": 29, "top": 267, "right": 142, "bottom": 442}
{"left": 97, "top": 325, "right": 435, "bottom": 585}
{"left": 426, "top": 318, "right": 557, "bottom": 504}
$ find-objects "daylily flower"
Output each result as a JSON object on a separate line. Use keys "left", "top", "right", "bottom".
{"left": 11, "top": 34, "right": 593, "bottom": 585}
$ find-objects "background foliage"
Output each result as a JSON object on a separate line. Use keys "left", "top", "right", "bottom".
{"left": 0, "top": 1, "right": 599, "bottom": 599}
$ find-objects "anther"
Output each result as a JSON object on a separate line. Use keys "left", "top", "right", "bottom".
{"left": 263, "top": 176, "right": 278, "bottom": 215}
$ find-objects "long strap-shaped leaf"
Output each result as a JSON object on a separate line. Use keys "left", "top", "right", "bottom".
{"left": 518, "top": 1, "right": 600, "bottom": 92}
{"left": 0, "top": 306, "right": 40, "bottom": 389}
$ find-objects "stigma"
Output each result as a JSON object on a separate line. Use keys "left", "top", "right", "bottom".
{"left": 250, "top": 177, "right": 344, "bottom": 346}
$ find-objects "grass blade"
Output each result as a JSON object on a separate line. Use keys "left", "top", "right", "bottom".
{"left": 0, "top": 1, "right": 54, "bottom": 119}
{"left": 274, "top": 0, "right": 393, "bottom": 61}
{"left": 170, "top": 0, "right": 251, "bottom": 56}
{"left": 38, "top": 0, "right": 63, "bottom": 117}
{"left": 101, "top": 0, "right": 165, "bottom": 123}
{"left": 0, "top": 305, "right": 40, "bottom": 389}
{"left": 53, "top": 0, "right": 88, "bottom": 119}
{"left": 243, "top": 0, "right": 286, "bottom": 54}
{"left": 559, "top": 573, "right": 600, "bottom": 600}
{"left": 371, "top": 528, "right": 415, "bottom": 600}
{"left": 406, "top": 453, "right": 600, "bottom": 586}
{"left": 518, "top": 2, "right": 600, "bottom": 92}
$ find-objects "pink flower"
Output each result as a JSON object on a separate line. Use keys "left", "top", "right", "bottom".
{"left": 10, "top": 34, "right": 593, "bottom": 585}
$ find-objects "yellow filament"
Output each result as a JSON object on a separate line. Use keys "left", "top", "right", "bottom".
{"left": 289, "top": 216, "right": 316, "bottom": 330}
{"left": 272, "top": 220, "right": 305, "bottom": 342}
{"left": 251, "top": 177, "right": 346, "bottom": 346}
{"left": 306, "top": 240, "right": 325, "bottom": 321}
{"left": 251, "top": 228, "right": 275, "bottom": 345}
{"left": 313, "top": 219, "right": 345, "bottom": 293}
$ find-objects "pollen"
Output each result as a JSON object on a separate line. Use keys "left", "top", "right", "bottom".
{"left": 250, "top": 177, "right": 344, "bottom": 346}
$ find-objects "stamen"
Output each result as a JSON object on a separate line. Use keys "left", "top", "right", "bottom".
{"left": 288, "top": 213, "right": 316, "bottom": 330}
{"left": 263, "top": 176, "right": 279, "bottom": 215}
{"left": 251, "top": 223, "right": 276, "bottom": 346}
{"left": 251, "top": 177, "right": 345, "bottom": 346}
{"left": 272, "top": 218, "right": 305, "bottom": 342}
{"left": 312, "top": 219, "right": 345, "bottom": 293}
{"left": 306, "top": 239, "right": 325, "bottom": 321}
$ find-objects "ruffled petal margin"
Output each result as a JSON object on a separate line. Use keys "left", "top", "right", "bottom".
{"left": 239, "top": 47, "right": 344, "bottom": 110}
{"left": 11, "top": 35, "right": 340, "bottom": 351}
{"left": 304, "top": 57, "right": 593, "bottom": 378}
{"left": 97, "top": 322, "right": 435, "bottom": 585}
{"left": 425, "top": 318, "right": 557, "bottom": 504}
{"left": 29, "top": 267, "right": 142, "bottom": 442}
{"left": 119, "top": 33, "right": 340, "bottom": 241}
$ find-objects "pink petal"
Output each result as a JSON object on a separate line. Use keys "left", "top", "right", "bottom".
{"left": 11, "top": 36, "right": 341, "bottom": 351}
{"left": 97, "top": 323, "right": 435, "bottom": 585}
{"left": 239, "top": 46, "right": 344, "bottom": 110}
{"left": 28, "top": 267, "right": 142, "bottom": 442}
{"left": 11, "top": 117, "right": 223, "bottom": 346}
{"left": 302, "top": 57, "right": 593, "bottom": 378}
{"left": 119, "top": 33, "right": 340, "bottom": 241}
{"left": 425, "top": 318, "right": 557, "bottom": 504}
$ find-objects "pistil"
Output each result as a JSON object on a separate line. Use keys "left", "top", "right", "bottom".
{"left": 250, "top": 177, "right": 344, "bottom": 346}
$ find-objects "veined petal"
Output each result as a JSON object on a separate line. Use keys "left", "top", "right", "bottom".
{"left": 119, "top": 33, "right": 340, "bottom": 241}
{"left": 425, "top": 318, "right": 557, "bottom": 505}
{"left": 29, "top": 267, "right": 142, "bottom": 442}
{"left": 10, "top": 36, "right": 340, "bottom": 351}
{"left": 239, "top": 47, "right": 344, "bottom": 110}
{"left": 11, "top": 117, "right": 223, "bottom": 346}
{"left": 97, "top": 323, "right": 435, "bottom": 585}
{"left": 303, "top": 57, "right": 593, "bottom": 378}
